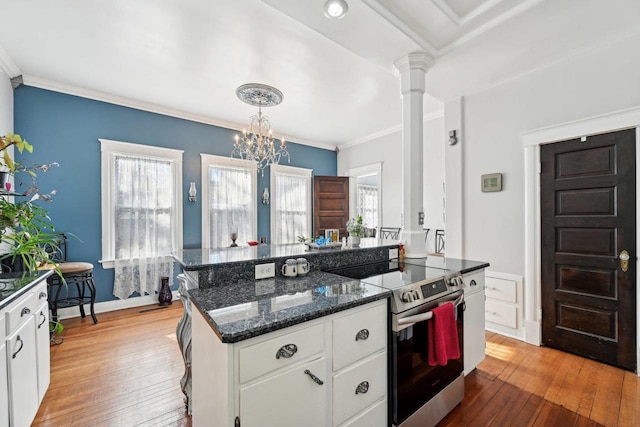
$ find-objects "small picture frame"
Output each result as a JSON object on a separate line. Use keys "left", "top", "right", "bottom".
{"left": 481, "top": 173, "right": 502, "bottom": 192}
{"left": 325, "top": 229, "right": 339, "bottom": 242}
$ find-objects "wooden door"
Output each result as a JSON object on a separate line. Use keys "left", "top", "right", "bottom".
{"left": 314, "top": 176, "right": 349, "bottom": 239}
{"left": 541, "top": 128, "right": 636, "bottom": 371}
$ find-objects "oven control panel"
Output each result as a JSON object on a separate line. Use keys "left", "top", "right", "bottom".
{"left": 420, "top": 279, "right": 448, "bottom": 299}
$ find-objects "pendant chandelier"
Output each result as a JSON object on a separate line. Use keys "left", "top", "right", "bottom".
{"left": 232, "top": 83, "right": 290, "bottom": 176}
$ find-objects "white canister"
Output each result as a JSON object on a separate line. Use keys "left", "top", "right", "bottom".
{"left": 281, "top": 259, "right": 298, "bottom": 277}
{"left": 296, "top": 258, "right": 310, "bottom": 275}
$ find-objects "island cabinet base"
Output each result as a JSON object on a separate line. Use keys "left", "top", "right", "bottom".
{"left": 192, "top": 299, "right": 388, "bottom": 427}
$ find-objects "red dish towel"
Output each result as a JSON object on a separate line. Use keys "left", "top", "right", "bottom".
{"left": 427, "top": 302, "right": 460, "bottom": 366}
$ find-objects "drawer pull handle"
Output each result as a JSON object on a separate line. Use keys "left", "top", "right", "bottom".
{"left": 355, "top": 329, "right": 369, "bottom": 341}
{"left": 38, "top": 312, "right": 47, "bottom": 329}
{"left": 355, "top": 381, "right": 369, "bottom": 394}
{"left": 304, "top": 369, "right": 324, "bottom": 386}
{"left": 12, "top": 335, "right": 24, "bottom": 359}
{"left": 470, "top": 280, "right": 477, "bottom": 286}
{"left": 276, "top": 344, "right": 298, "bottom": 359}
{"left": 39, "top": 291, "right": 47, "bottom": 299}
{"left": 21, "top": 307, "right": 31, "bottom": 317}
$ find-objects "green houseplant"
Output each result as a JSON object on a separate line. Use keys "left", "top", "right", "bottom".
{"left": 0, "top": 133, "right": 59, "bottom": 272}
{"left": 346, "top": 215, "right": 366, "bottom": 247}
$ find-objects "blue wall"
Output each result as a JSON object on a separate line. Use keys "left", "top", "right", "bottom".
{"left": 13, "top": 86, "right": 337, "bottom": 303}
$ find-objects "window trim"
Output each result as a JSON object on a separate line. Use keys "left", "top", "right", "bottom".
{"left": 270, "top": 164, "right": 313, "bottom": 245}
{"left": 200, "top": 154, "right": 257, "bottom": 248}
{"left": 99, "top": 139, "right": 184, "bottom": 268}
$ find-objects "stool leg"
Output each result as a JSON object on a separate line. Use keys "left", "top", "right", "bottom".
{"left": 86, "top": 276, "right": 98, "bottom": 324}
{"left": 74, "top": 280, "right": 86, "bottom": 319}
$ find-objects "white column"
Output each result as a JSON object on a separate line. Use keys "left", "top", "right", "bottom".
{"left": 393, "top": 53, "right": 434, "bottom": 258}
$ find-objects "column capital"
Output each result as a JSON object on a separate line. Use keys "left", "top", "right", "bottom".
{"left": 393, "top": 52, "right": 434, "bottom": 94}
{"left": 393, "top": 52, "right": 434, "bottom": 76}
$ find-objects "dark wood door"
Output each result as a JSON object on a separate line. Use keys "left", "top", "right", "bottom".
{"left": 313, "top": 176, "right": 349, "bottom": 239}
{"left": 541, "top": 128, "right": 636, "bottom": 371}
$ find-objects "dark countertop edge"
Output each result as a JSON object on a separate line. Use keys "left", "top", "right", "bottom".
{"left": 192, "top": 290, "right": 391, "bottom": 344}
{"left": 460, "top": 262, "right": 490, "bottom": 275}
{"left": 0, "top": 270, "right": 54, "bottom": 312}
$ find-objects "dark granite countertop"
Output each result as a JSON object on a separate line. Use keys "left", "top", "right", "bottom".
{"left": 0, "top": 270, "right": 54, "bottom": 311}
{"left": 189, "top": 270, "right": 391, "bottom": 343}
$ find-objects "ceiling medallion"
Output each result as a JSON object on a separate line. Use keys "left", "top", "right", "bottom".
{"left": 232, "top": 83, "right": 289, "bottom": 176}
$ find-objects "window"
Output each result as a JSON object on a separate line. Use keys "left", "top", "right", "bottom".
{"left": 270, "top": 164, "right": 312, "bottom": 244}
{"left": 201, "top": 154, "right": 257, "bottom": 248}
{"left": 357, "top": 183, "right": 378, "bottom": 229}
{"left": 100, "top": 139, "right": 183, "bottom": 299}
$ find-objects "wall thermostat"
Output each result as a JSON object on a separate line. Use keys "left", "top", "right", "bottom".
{"left": 481, "top": 173, "right": 502, "bottom": 192}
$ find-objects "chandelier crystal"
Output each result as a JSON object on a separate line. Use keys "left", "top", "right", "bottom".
{"left": 232, "top": 83, "right": 289, "bottom": 176}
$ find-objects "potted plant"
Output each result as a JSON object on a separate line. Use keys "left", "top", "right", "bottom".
{"left": 0, "top": 133, "right": 59, "bottom": 272}
{"left": 346, "top": 215, "right": 366, "bottom": 247}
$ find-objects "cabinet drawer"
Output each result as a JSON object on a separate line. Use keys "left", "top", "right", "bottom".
{"left": 485, "top": 277, "right": 516, "bottom": 303}
{"left": 239, "top": 323, "right": 325, "bottom": 383}
{"left": 485, "top": 300, "right": 517, "bottom": 328}
{"left": 340, "top": 398, "right": 386, "bottom": 427}
{"left": 333, "top": 301, "right": 386, "bottom": 371}
{"left": 333, "top": 351, "right": 386, "bottom": 426}
{"left": 6, "top": 288, "right": 41, "bottom": 335}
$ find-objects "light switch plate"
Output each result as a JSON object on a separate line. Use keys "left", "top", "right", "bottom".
{"left": 255, "top": 263, "right": 275, "bottom": 279}
{"left": 389, "top": 248, "right": 399, "bottom": 259}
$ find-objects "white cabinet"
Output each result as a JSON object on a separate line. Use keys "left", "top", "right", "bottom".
{"left": 34, "top": 299, "right": 50, "bottom": 403}
{"left": 0, "top": 315, "right": 8, "bottom": 427}
{"left": 1, "top": 278, "right": 49, "bottom": 427}
{"left": 484, "top": 271, "right": 524, "bottom": 339}
{"left": 7, "top": 315, "right": 39, "bottom": 427}
{"left": 192, "top": 299, "right": 388, "bottom": 427}
{"left": 240, "top": 357, "right": 329, "bottom": 426}
{"left": 463, "top": 270, "right": 486, "bottom": 375}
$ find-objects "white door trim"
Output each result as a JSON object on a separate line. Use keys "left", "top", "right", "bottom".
{"left": 521, "top": 105, "right": 640, "bottom": 374}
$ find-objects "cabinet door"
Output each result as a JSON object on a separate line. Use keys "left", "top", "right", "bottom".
{"left": 463, "top": 290, "right": 486, "bottom": 375}
{"left": 34, "top": 301, "right": 50, "bottom": 403}
{"left": 7, "top": 319, "right": 39, "bottom": 427}
{"left": 0, "top": 342, "right": 8, "bottom": 427}
{"left": 239, "top": 357, "right": 329, "bottom": 427}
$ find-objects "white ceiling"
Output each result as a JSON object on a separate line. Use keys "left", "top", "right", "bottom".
{"left": 0, "top": 0, "right": 638, "bottom": 148}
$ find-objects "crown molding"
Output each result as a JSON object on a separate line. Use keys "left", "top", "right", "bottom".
{"left": 0, "top": 43, "right": 20, "bottom": 77}
{"left": 339, "top": 109, "right": 444, "bottom": 150}
{"left": 20, "top": 75, "right": 337, "bottom": 152}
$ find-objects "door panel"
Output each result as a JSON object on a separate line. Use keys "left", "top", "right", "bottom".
{"left": 314, "top": 176, "right": 349, "bottom": 238}
{"left": 541, "top": 128, "right": 636, "bottom": 371}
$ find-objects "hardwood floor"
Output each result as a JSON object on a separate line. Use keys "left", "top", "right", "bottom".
{"left": 33, "top": 303, "right": 191, "bottom": 427}
{"left": 34, "top": 305, "right": 639, "bottom": 426}
{"left": 442, "top": 331, "right": 640, "bottom": 427}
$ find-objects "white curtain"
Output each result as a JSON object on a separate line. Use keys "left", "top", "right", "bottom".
{"left": 113, "top": 155, "right": 174, "bottom": 299}
{"left": 273, "top": 173, "right": 309, "bottom": 244}
{"left": 209, "top": 165, "right": 254, "bottom": 248}
{"left": 357, "top": 184, "right": 378, "bottom": 229}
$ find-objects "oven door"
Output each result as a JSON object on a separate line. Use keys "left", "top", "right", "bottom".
{"left": 390, "top": 292, "right": 464, "bottom": 426}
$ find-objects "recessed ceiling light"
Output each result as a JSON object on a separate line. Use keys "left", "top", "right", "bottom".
{"left": 323, "top": 0, "right": 349, "bottom": 19}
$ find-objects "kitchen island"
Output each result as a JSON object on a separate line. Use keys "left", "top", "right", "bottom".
{"left": 172, "top": 241, "right": 488, "bottom": 426}
{"left": 172, "top": 239, "right": 399, "bottom": 419}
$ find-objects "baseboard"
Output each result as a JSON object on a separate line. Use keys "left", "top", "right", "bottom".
{"left": 485, "top": 324, "right": 524, "bottom": 341}
{"left": 55, "top": 290, "right": 180, "bottom": 320}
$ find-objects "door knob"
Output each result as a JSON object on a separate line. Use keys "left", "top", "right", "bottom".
{"left": 619, "top": 250, "right": 630, "bottom": 273}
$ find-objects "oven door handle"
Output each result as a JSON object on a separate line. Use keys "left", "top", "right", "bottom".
{"left": 397, "top": 294, "right": 464, "bottom": 326}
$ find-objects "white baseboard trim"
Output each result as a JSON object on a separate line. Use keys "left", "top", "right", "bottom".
{"left": 55, "top": 290, "right": 180, "bottom": 320}
{"left": 485, "top": 324, "right": 524, "bottom": 342}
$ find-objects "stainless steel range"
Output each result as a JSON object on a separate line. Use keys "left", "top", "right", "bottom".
{"left": 330, "top": 260, "right": 465, "bottom": 427}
